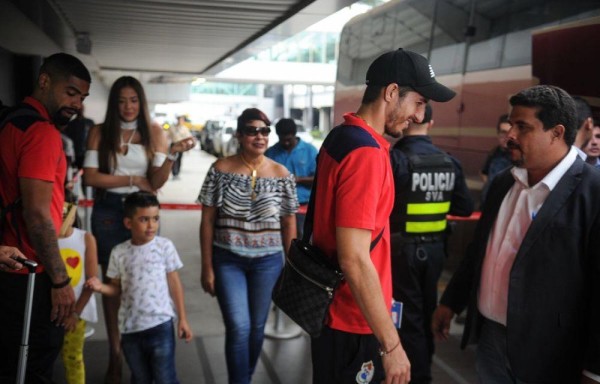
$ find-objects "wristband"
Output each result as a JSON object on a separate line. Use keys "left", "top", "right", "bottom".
{"left": 167, "top": 152, "right": 178, "bottom": 162}
{"left": 52, "top": 276, "right": 71, "bottom": 289}
{"left": 378, "top": 339, "right": 401, "bottom": 357}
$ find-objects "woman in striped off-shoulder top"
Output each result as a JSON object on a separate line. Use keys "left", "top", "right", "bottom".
{"left": 198, "top": 108, "right": 298, "bottom": 384}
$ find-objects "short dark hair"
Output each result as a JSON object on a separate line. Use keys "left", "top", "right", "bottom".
{"left": 124, "top": 191, "right": 160, "bottom": 218}
{"left": 361, "top": 84, "right": 413, "bottom": 105}
{"left": 496, "top": 114, "right": 510, "bottom": 132}
{"left": 237, "top": 108, "right": 270, "bottom": 133}
{"left": 361, "top": 85, "right": 384, "bottom": 104}
{"left": 39, "top": 53, "right": 91, "bottom": 83}
{"left": 509, "top": 85, "right": 577, "bottom": 146}
{"left": 275, "top": 118, "right": 297, "bottom": 136}
{"left": 572, "top": 96, "right": 592, "bottom": 130}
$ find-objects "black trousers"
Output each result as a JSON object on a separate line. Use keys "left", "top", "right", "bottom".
{"left": 0, "top": 272, "right": 64, "bottom": 383}
{"left": 172, "top": 153, "right": 182, "bottom": 176}
{"left": 311, "top": 326, "right": 384, "bottom": 384}
{"left": 170, "top": 144, "right": 183, "bottom": 176}
{"left": 390, "top": 233, "right": 445, "bottom": 384}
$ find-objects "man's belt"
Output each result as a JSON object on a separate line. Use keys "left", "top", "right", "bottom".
{"left": 392, "top": 233, "right": 444, "bottom": 243}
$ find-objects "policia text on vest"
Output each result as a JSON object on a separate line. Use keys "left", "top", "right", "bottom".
{"left": 405, "top": 153, "right": 455, "bottom": 233}
{"left": 411, "top": 170, "right": 455, "bottom": 201}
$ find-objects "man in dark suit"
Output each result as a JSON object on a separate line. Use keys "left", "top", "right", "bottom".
{"left": 432, "top": 85, "right": 600, "bottom": 383}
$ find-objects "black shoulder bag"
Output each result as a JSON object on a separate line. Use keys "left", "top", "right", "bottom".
{"left": 272, "top": 156, "right": 384, "bottom": 338}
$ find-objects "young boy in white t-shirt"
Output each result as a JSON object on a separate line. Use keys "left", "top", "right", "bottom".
{"left": 86, "top": 191, "right": 192, "bottom": 383}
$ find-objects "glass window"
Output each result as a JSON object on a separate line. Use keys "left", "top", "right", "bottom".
{"left": 190, "top": 82, "right": 258, "bottom": 96}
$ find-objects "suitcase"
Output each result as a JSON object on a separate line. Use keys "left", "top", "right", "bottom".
{"left": 15, "top": 257, "right": 38, "bottom": 384}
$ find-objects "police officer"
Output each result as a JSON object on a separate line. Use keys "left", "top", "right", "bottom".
{"left": 389, "top": 104, "right": 473, "bottom": 384}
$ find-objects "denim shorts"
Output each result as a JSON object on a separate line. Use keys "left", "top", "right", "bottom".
{"left": 91, "top": 192, "right": 131, "bottom": 265}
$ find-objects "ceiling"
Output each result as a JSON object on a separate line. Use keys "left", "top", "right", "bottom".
{"left": 1, "top": 0, "right": 355, "bottom": 85}
{"left": 336, "top": 0, "right": 600, "bottom": 85}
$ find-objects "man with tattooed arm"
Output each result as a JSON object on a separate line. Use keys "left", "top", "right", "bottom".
{"left": 0, "top": 53, "right": 91, "bottom": 382}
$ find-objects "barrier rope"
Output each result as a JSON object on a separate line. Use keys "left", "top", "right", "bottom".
{"left": 78, "top": 199, "right": 481, "bottom": 220}
{"left": 78, "top": 199, "right": 202, "bottom": 211}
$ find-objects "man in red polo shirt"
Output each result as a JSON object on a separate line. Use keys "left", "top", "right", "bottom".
{"left": 0, "top": 53, "right": 91, "bottom": 382}
{"left": 310, "top": 48, "right": 455, "bottom": 384}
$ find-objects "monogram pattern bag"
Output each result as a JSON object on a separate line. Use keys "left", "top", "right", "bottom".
{"left": 272, "top": 238, "right": 343, "bottom": 337}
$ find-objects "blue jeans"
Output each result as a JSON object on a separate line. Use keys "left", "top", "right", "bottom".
{"left": 121, "top": 320, "right": 179, "bottom": 384}
{"left": 213, "top": 247, "right": 284, "bottom": 384}
{"left": 91, "top": 192, "right": 131, "bottom": 265}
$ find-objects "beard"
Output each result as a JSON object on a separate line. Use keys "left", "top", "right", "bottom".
{"left": 52, "top": 107, "right": 78, "bottom": 127}
{"left": 384, "top": 110, "right": 408, "bottom": 138}
{"left": 384, "top": 125, "right": 404, "bottom": 139}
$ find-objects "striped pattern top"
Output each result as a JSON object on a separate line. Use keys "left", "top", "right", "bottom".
{"left": 198, "top": 166, "right": 298, "bottom": 257}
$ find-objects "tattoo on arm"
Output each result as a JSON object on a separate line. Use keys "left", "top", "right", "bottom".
{"left": 27, "top": 220, "right": 68, "bottom": 281}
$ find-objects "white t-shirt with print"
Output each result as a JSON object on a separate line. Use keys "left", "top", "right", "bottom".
{"left": 106, "top": 236, "right": 183, "bottom": 334}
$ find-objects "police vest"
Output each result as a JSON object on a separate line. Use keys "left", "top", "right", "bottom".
{"left": 399, "top": 153, "right": 456, "bottom": 234}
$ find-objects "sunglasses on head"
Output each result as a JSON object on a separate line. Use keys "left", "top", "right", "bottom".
{"left": 241, "top": 126, "right": 271, "bottom": 137}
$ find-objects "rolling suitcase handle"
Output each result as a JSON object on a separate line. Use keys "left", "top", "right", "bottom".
{"left": 15, "top": 257, "right": 38, "bottom": 384}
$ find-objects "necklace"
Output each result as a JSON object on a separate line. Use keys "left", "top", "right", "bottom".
{"left": 240, "top": 153, "right": 265, "bottom": 200}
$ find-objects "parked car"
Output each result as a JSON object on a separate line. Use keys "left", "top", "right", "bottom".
{"left": 200, "top": 119, "right": 225, "bottom": 156}
{"left": 223, "top": 131, "right": 240, "bottom": 157}
{"left": 153, "top": 112, "right": 174, "bottom": 130}
{"left": 212, "top": 120, "right": 237, "bottom": 157}
{"left": 181, "top": 116, "right": 204, "bottom": 141}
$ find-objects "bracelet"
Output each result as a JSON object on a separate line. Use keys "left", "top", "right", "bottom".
{"left": 167, "top": 152, "right": 178, "bottom": 162}
{"left": 51, "top": 276, "right": 71, "bottom": 289}
{"left": 378, "top": 339, "right": 401, "bottom": 357}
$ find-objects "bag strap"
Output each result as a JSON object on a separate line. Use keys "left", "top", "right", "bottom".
{"left": 0, "top": 103, "right": 45, "bottom": 130}
{"left": 302, "top": 153, "right": 385, "bottom": 251}
{"left": 301, "top": 152, "right": 318, "bottom": 243}
{"left": 370, "top": 227, "right": 384, "bottom": 251}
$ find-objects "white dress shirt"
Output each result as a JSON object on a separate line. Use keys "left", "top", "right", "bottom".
{"left": 477, "top": 147, "right": 578, "bottom": 325}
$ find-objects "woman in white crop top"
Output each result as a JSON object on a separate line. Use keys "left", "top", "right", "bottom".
{"left": 82, "top": 76, "right": 194, "bottom": 382}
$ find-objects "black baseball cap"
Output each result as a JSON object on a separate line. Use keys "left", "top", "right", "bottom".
{"left": 365, "top": 48, "right": 456, "bottom": 102}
